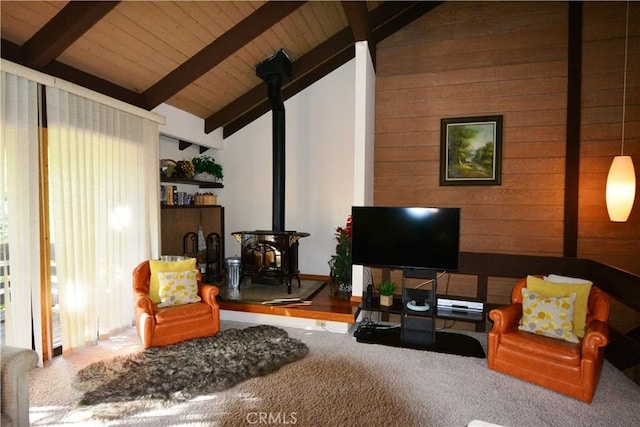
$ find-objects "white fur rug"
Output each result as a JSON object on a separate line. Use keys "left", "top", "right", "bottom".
{"left": 72, "top": 325, "right": 308, "bottom": 419}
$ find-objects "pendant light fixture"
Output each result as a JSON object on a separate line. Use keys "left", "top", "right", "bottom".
{"left": 606, "top": 1, "right": 636, "bottom": 222}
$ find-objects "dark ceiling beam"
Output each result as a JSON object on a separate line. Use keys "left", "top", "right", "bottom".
{"left": 341, "top": 1, "right": 375, "bottom": 63}
{"left": 1, "top": 38, "right": 26, "bottom": 63}
{"left": 205, "top": 27, "right": 353, "bottom": 134}
{"left": 370, "top": 1, "right": 445, "bottom": 43}
{"left": 22, "top": 1, "right": 120, "bottom": 69}
{"left": 207, "top": 1, "right": 443, "bottom": 136}
{"left": 341, "top": 1, "right": 372, "bottom": 41}
{"left": 1, "top": 39, "right": 141, "bottom": 106}
{"left": 43, "top": 61, "right": 141, "bottom": 106}
{"left": 1, "top": 0, "right": 443, "bottom": 137}
{"left": 140, "top": 1, "right": 306, "bottom": 110}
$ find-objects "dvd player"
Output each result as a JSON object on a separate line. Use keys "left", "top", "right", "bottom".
{"left": 437, "top": 298, "right": 484, "bottom": 312}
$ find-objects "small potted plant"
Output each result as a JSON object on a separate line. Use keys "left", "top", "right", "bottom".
{"left": 378, "top": 280, "right": 396, "bottom": 307}
{"left": 192, "top": 155, "right": 223, "bottom": 182}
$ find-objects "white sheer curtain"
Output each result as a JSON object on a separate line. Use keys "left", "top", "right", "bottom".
{"left": 46, "top": 87, "right": 160, "bottom": 353}
{"left": 0, "top": 71, "right": 44, "bottom": 362}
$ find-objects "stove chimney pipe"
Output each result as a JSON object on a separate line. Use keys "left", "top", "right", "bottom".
{"left": 256, "top": 49, "right": 291, "bottom": 232}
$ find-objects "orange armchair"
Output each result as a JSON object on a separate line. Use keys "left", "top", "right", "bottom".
{"left": 132, "top": 261, "right": 220, "bottom": 348}
{"left": 488, "top": 277, "right": 610, "bottom": 403}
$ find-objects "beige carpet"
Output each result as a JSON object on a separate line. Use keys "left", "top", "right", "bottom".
{"left": 29, "top": 321, "right": 640, "bottom": 426}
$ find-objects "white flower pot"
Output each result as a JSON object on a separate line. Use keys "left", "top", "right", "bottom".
{"left": 193, "top": 172, "right": 216, "bottom": 182}
{"left": 380, "top": 294, "right": 393, "bottom": 307}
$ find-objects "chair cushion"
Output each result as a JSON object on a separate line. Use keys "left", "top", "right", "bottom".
{"left": 148, "top": 258, "right": 196, "bottom": 303}
{"left": 157, "top": 269, "right": 201, "bottom": 307}
{"left": 526, "top": 275, "right": 592, "bottom": 338}
{"left": 500, "top": 329, "right": 582, "bottom": 366}
{"left": 518, "top": 288, "right": 579, "bottom": 343}
{"left": 154, "top": 301, "right": 213, "bottom": 324}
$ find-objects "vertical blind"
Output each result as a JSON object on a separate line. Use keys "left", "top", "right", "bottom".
{"left": 1, "top": 59, "right": 161, "bottom": 358}
{"left": 0, "top": 71, "right": 43, "bottom": 362}
{"left": 46, "top": 87, "right": 160, "bottom": 353}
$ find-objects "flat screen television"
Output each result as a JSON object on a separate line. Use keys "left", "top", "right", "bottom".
{"left": 351, "top": 206, "right": 461, "bottom": 271}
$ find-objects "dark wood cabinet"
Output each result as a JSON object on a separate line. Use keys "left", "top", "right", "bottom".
{"left": 159, "top": 174, "right": 224, "bottom": 256}
{"left": 160, "top": 205, "right": 224, "bottom": 256}
{"left": 160, "top": 205, "right": 225, "bottom": 283}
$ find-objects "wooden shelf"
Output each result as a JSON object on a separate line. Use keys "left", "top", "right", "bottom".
{"left": 359, "top": 299, "right": 404, "bottom": 314}
{"left": 161, "top": 204, "right": 222, "bottom": 209}
{"left": 160, "top": 177, "right": 223, "bottom": 188}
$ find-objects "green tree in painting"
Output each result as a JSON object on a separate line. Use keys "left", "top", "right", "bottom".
{"left": 473, "top": 142, "right": 494, "bottom": 166}
{"left": 447, "top": 125, "right": 478, "bottom": 177}
{"left": 448, "top": 125, "right": 476, "bottom": 165}
{"left": 447, "top": 124, "right": 494, "bottom": 178}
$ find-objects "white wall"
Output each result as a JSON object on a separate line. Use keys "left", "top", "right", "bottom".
{"left": 351, "top": 41, "right": 376, "bottom": 298}
{"left": 154, "top": 103, "right": 223, "bottom": 149}
{"left": 159, "top": 134, "right": 204, "bottom": 163}
{"left": 220, "top": 60, "right": 356, "bottom": 275}
{"left": 157, "top": 53, "right": 376, "bottom": 286}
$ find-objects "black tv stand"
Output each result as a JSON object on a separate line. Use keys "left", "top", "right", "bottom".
{"left": 354, "top": 327, "right": 485, "bottom": 358}
{"left": 354, "top": 269, "right": 486, "bottom": 358}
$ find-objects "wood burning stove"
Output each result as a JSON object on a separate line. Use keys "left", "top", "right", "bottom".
{"left": 232, "top": 230, "right": 309, "bottom": 293}
{"left": 230, "top": 50, "right": 310, "bottom": 294}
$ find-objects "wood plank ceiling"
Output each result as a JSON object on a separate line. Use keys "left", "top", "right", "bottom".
{"left": 1, "top": 1, "right": 443, "bottom": 138}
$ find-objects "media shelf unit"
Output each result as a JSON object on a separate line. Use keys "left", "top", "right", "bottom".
{"left": 355, "top": 269, "right": 486, "bottom": 358}
{"left": 160, "top": 176, "right": 224, "bottom": 188}
{"left": 159, "top": 174, "right": 224, "bottom": 257}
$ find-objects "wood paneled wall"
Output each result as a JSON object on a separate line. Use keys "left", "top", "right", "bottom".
{"left": 375, "top": 2, "right": 639, "bottom": 278}
{"left": 580, "top": 2, "right": 640, "bottom": 272}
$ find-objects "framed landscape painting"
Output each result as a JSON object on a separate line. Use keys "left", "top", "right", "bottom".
{"left": 440, "top": 115, "right": 503, "bottom": 186}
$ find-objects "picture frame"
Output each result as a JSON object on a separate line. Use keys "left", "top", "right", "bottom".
{"left": 440, "top": 115, "right": 503, "bottom": 186}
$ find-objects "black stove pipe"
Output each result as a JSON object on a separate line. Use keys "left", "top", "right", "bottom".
{"left": 256, "top": 50, "right": 291, "bottom": 232}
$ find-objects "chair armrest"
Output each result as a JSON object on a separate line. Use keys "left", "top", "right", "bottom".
{"left": 200, "top": 284, "right": 220, "bottom": 307}
{"left": 582, "top": 320, "right": 609, "bottom": 359}
{"left": 489, "top": 304, "right": 522, "bottom": 334}
{"left": 588, "top": 286, "right": 611, "bottom": 324}
{"left": 134, "top": 292, "right": 155, "bottom": 315}
{"left": 1, "top": 346, "right": 39, "bottom": 426}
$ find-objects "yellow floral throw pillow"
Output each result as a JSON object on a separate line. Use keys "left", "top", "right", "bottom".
{"left": 148, "top": 258, "right": 197, "bottom": 304}
{"left": 526, "top": 275, "right": 592, "bottom": 338}
{"left": 518, "top": 288, "right": 579, "bottom": 343}
{"left": 157, "top": 269, "right": 201, "bottom": 308}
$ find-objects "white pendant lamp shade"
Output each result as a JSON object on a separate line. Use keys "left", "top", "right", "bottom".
{"left": 606, "top": 155, "right": 636, "bottom": 222}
